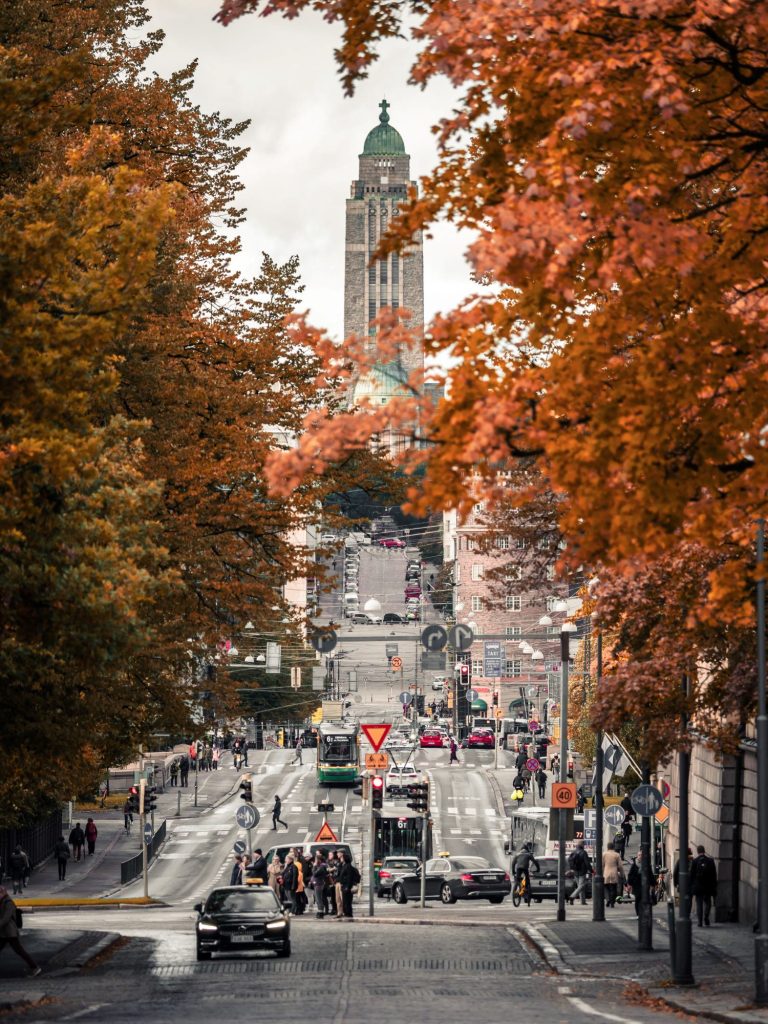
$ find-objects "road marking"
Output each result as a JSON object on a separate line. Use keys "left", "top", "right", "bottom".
{"left": 470, "top": 829, "right": 482, "bottom": 835}
{"left": 447, "top": 806, "right": 458, "bottom": 814}
{"left": 558, "top": 987, "right": 571, "bottom": 994}
{"left": 291, "top": 805, "right": 302, "bottom": 812}
{"left": 450, "top": 829, "right": 461, "bottom": 835}
{"left": 61, "top": 1005, "right": 107, "bottom": 1021}
{"left": 464, "top": 807, "right": 476, "bottom": 816}
{"left": 485, "top": 808, "right": 497, "bottom": 816}
{"left": 566, "top": 996, "right": 644, "bottom": 1024}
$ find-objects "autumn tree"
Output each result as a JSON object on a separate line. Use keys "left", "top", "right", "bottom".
{"left": 222, "top": 0, "right": 768, "bottom": 760}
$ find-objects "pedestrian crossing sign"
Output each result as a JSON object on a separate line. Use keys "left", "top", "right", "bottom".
{"left": 315, "top": 821, "right": 338, "bottom": 843}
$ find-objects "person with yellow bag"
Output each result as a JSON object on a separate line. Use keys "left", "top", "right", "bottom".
{"left": 512, "top": 774, "right": 526, "bottom": 806}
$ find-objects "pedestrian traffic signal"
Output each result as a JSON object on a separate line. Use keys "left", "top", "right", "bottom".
{"left": 459, "top": 663, "right": 470, "bottom": 682}
{"left": 407, "top": 782, "right": 429, "bottom": 814}
{"left": 371, "top": 775, "right": 384, "bottom": 810}
{"left": 128, "top": 785, "right": 140, "bottom": 815}
{"left": 145, "top": 786, "right": 158, "bottom": 813}
{"left": 239, "top": 777, "right": 253, "bottom": 803}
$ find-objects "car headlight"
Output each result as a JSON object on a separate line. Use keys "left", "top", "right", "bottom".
{"left": 197, "top": 922, "right": 219, "bottom": 933}
{"left": 265, "top": 920, "right": 287, "bottom": 931}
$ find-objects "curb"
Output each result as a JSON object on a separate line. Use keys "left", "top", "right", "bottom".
{"left": 484, "top": 767, "right": 509, "bottom": 819}
{"left": 517, "top": 922, "right": 574, "bottom": 973}
{"left": 0, "top": 989, "right": 46, "bottom": 1013}
{"left": 63, "top": 930, "right": 122, "bottom": 969}
{"left": 19, "top": 900, "right": 169, "bottom": 912}
{"left": 646, "top": 988, "right": 768, "bottom": 1024}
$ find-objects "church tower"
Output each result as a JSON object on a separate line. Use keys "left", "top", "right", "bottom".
{"left": 344, "top": 100, "right": 424, "bottom": 382}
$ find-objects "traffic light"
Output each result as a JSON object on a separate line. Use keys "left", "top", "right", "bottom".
{"left": 459, "top": 662, "right": 470, "bottom": 683}
{"left": 492, "top": 691, "right": 499, "bottom": 707}
{"left": 407, "top": 782, "right": 430, "bottom": 814}
{"left": 145, "top": 786, "right": 158, "bottom": 813}
{"left": 239, "top": 776, "right": 253, "bottom": 803}
{"left": 371, "top": 775, "right": 384, "bottom": 810}
{"left": 128, "top": 786, "right": 140, "bottom": 815}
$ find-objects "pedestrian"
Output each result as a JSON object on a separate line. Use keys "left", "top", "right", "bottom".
{"left": 295, "top": 855, "right": 307, "bottom": 914}
{"left": 551, "top": 754, "right": 560, "bottom": 780}
{"left": 229, "top": 854, "right": 243, "bottom": 886}
{"left": 621, "top": 813, "right": 634, "bottom": 852}
{"left": 620, "top": 790, "right": 634, "bottom": 818}
{"left": 169, "top": 760, "right": 179, "bottom": 786}
{"left": 292, "top": 735, "right": 303, "bottom": 766}
{"left": 239, "top": 854, "right": 251, "bottom": 884}
{"left": 520, "top": 767, "right": 532, "bottom": 792}
{"left": 212, "top": 747, "right": 220, "bottom": 770}
{"left": 282, "top": 854, "right": 299, "bottom": 915}
{"left": 513, "top": 843, "right": 539, "bottom": 906}
{"left": 613, "top": 828, "right": 626, "bottom": 862}
{"left": 690, "top": 844, "right": 718, "bottom": 927}
{"left": 84, "top": 818, "right": 98, "bottom": 856}
{"left": 576, "top": 785, "right": 585, "bottom": 813}
{"left": 603, "top": 841, "right": 624, "bottom": 908}
{"left": 179, "top": 755, "right": 189, "bottom": 787}
{"left": 268, "top": 855, "right": 283, "bottom": 898}
{"left": 54, "top": 836, "right": 70, "bottom": 881}
{"left": 0, "top": 886, "right": 41, "bottom": 976}
{"left": 311, "top": 852, "right": 329, "bottom": 918}
{"left": 568, "top": 841, "right": 592, "bottom": 905}
{"left": 535, "top": 767, "right": 547, "bottom": 799}
{"left": 272, "top": 795, "right": 288, "bottom": 830}
{"left": 68, "top": 822, "right": 85, "bottom": 862}
{"left": 449, "top": 737, "right": 459, "bottom": 764}
{"left": 325, "top": 852, "right": 338, "bottom": 916}
{"left": 123, "top": 798, "right": 133, "bottom": 832}
{"left": 337, "top": 852, "right": 359, "bottom": 919}
{"left": 249, "top": 848, "right": 268, "bottom": 884}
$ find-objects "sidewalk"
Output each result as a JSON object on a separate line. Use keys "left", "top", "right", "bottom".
{"left": 16, "top": 751, "right": 241, "bottom": 906}
{"left": 523, "top": 904, "right": 768, "bottom": 1024}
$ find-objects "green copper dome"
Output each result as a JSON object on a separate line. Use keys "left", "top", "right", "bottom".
{"left": 362, "top": 99, "right": 405, "bottom": 156}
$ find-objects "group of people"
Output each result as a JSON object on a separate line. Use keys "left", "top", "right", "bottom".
{"left": 229, "top": 847, "right": 360, "bottom": 919}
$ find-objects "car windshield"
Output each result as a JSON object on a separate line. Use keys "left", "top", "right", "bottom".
{"left": 205, "top": 890, "right": 280, "bottom": 913}
{"left": 533, "top": 859, "right": 558, "bottom": 872}
{"left": 385, "top": 859, "right": 418, "bottom": 869}
{"left": 449, "top": 858, "right": 491, "bottom": 871}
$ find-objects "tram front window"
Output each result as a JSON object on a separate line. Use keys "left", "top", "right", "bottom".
{"left": 322, "top": 737, "right": 354, "bottom": 763}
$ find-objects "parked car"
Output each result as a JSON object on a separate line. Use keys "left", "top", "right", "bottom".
{"left": 377, "top": 856, "right": 421, "bottom": 897}
{"left": 463, "top": 729, "right": 496, "bottom": 749}
{"left": 383, "top": 612, "right": 404, "bottom": 624}
{"left": 385, "top": 764, "right": 421, "bottom": 795}
{"left": 405, "top": 608, "right": 420, "bottom": 621}
{"left": 388, "top": 856, "right": 511, "bottom": 905}
{"left": 419, "top": 730, "right": 447, "bottom": 749}
{"left": 194, "top": 886, "right": 290, "bottom": 960}
{"left": 528, "top": 857, "right": 591, "bottom": 902}
{"left": 351, "top": 611, "right": 382, "bottom": 625}
{"left": 404, "top": 586, "right": 421, "bottom": 597}
{"left": 431, "top": 677, "right": 446, "bottom": 692}
{"left": 379, "top": 537, "right": 406, "bottom": 548}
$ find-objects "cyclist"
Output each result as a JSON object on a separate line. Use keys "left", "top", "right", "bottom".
{"left": 513, "top": 842, "right": 539, "bottom": 906}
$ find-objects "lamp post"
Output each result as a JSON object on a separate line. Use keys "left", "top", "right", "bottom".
{"left": 674, "top": 671, "right": 694, "bottom": 985}
{"left": 557, "top": 621, "right": 577, "bottom": 922}
{"left": 592, "top": 625, "right": 605, "bottom": 922}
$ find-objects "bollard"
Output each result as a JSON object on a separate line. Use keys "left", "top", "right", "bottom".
{"left": 177, "top": 791, "right": 181, "bottom": 817}
{"left": 667, "top": 899, "right": 677, "bottom": 977}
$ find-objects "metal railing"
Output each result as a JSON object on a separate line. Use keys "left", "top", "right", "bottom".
{"left": 120, "top": 819, "right": 166, "bottom": 886}
{"left": 0, "top": 809, "right": 63, "bottom": 875}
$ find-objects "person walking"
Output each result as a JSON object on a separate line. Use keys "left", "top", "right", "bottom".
{"left": 292, "top": 735, "right": 303, "bottom": 765}
{"left": 0, "top": 886, "right": 41, "bottom": 976}
{"left": 282, "top": 854, "right": 299, "bottom": 915}
{"left": 169, "top": 760, "right": 179, "bottom": 787}
{"left": 311, "top": 853, "right": 329, "bottom": 918}
{"left": 621, "top": 813, "right": 634, "bottom": 854}
{"left": 249, "top": 848, "right": 268, "bottom": 884}
{"left": 535, "top": 767, "right": 547, "bottom": 799}
{"left": 84, "top": 818, "right": 98, "bottom": 856}
{"left": 337, "top": 852, "right": 359, "bottom": 919}
{"left": 449, "top": 736, "right": 459, "bottom": 764}
{"left": 8, "top": 848, "right": 27, "bottom": 896}
{"left": 123, "top": 798, "right": 133, "bottom": 833}
{"left": 272, "top": 795, "right": 288, "bottom": 830}
{"left": 69, "top": 823, "right": 85, "bottom": 862}
{"left": 568, "top": 841, "right": 592, "bottom": 905}
{"left": 179, "top": 755, "right": 189, "bottom": 787}
{"left": 690, "top": 844, "right": 718, "bottom": 927}
{"left": 603, "top": 841, "right": 624, "bottom": 908}
{"left": 613, "top": 827, "right": 626, "bottom": 862}
{"left": 229, "top": 854, "right": 243, "bottom": 886}
{"left": 54, "top": 836, "right": 70, "bottom": 881}
{"left": 268, "top": 855, "right": 283, "bottom": 899}
{"left": 212, "top": 747, "right": 220, "bottom": 771}
{"left": 325, "top": 852, "right": 338, "bottom": 916}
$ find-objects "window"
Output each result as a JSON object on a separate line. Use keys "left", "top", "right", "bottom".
{"left": 507, "top": 566, "right": 522, "bottom": 582}
{"left": 515, "top": 537, "right": 527, "bottom": 549}
{"left": 455, "top": 564, "right": 461, "bottom": 584}
{"left": 495, "top": 536, "right": 510, "bottom": 549}
{"left": 471, "top": 595, "right": 483, "bottom": 612}
{"left": 506, "top": 595, "right": 522, "bottom": 611}
{"left": 472, "top": 659, "right": 484, "bottom": 676}
{"left": 474, "top": 502, "right": 486, "bottom": 515}
{"left": 547, "top": 625, "right": 560, "bottom": 636}
{"left": 471, "top": 564, "right": 484, "bottom": 581}
{"left": 505, "top": 626, "right": 522, "bottom": 638}
{"left": 466, "top": 538, "right": 477, "bottom": 551}
{"left": 505, "top": 659, "right": 522, "bottom": 677}
{"left": 546, "top": 596, "right": 558, "bottom": 612}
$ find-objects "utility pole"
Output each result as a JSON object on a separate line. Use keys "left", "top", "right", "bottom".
{"left": 674, "top": 672, "right": 694, "bottom": 984}
{"left": 593, "top": 628, "right": 605, "bottom": 921}
{"left": 557, "top": 627, "right": 572, "bottom": 922}
{"left": 139, "top": 778, "right": 149, "bottom": 899}
{"left": 638, "top": 761, "right": 653, "bottom": 950}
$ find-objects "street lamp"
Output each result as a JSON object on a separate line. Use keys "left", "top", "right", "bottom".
{"left": 557, "top": 620, "right": 577, "bottom": 922}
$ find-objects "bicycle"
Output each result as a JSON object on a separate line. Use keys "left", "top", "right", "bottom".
{"left": 512, "top": 873, "right": 528, "bottom": 907}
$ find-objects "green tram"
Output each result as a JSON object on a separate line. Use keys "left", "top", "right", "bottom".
{"left": 316, "top": 721, "right": 360, "bottom": 785}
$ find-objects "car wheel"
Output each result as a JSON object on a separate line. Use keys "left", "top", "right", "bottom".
{"left": 392, "top": 883, "right": 408, "bottom": 905}
{"left": 196, "top": 944, "right": 211, "bottom": 961}
{"left": 488, "top": 895, "right": 504, "bottom": 904}
{"left": 440, "top": 883, "right": 456, "bottom": 905}
{"left": 275, "top": 941, "right": 291, "bottom": 958}
{"left": 534, "top": 898, "right": 543, "bottom": 903}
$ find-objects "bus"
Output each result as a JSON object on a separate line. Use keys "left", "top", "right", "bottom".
{"left": 504, "top": 806, "right": 585, "bottom": 859}
{"left": 316, "top": 721, "right": 360, "bottom": 785}
{"left": 373, "top": 815, "right": 433, "bottom": 863}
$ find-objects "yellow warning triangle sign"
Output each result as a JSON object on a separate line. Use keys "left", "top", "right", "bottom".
{"left": 361, "top": 723, "right": 391, "bottom": 753}
{"left": 314, "top": 821, "right": 338, "bottom": 843}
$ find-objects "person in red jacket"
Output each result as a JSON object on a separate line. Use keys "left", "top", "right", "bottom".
{"left": 84, "top": 818, "right": 98, "bottom": 856}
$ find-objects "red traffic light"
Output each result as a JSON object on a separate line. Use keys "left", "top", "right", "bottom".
{"left": 129, "top": 785, "right": 139, "bottom": 795}
{"left": 371, "top": 777, "right": 384, "bottom": 790}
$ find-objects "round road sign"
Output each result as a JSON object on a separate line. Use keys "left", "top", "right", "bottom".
{"left": 421, "top": 624, "right": 448, "bottom": 652}
{"left": 310, "top": 629, "right": 338, "bottom": 654}
{"left": 398, "top": 691, "right": 413, "bottom": 705}
{"left": 526, "top": 686, "right": 539, "bottom": 698}
{"left": 631, "top": 784, "right": 664, "bottom": 817}
{"left": 526, "top": 757, "right": 540, "bottom": 772}
{"left": 236, "top": 804, "right": 259, "bottom": 830}
{"left": 448, "top": 623, "right": 474, "bottom": 652}
{"left": 466, "top": 688, "right": 479, "bottom": 702}
{"left": 528, "top": 719, "right": 541, "bottom": 733}
{"left": 391, "top": 655, "right": 403, "bottom": 670}
{"left": 143, "top": 822, "right": 152, "bottom": 845}
{"left": 233, "top": 840, "right": 247, "bottom": 855}
{"left": 661, "top": 780, "right": 671, "bottom": 800}
{"left": 604, "top": 804, "right": 625, "bottom": 827}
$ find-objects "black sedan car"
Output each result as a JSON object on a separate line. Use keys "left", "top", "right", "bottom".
{"left": 194, "top": 886, "right": 291, "bottom": 960}
{"left": 383, "top": 612, "right": 404, "bottom": 624}
{"left": 389, "top": 856, "right": 511, "bottom": 905}
{"left": 527, "top": 857, "right": 592, "bottom": 902}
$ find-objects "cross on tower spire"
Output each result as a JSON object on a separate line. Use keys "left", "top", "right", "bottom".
{"left": 379, "top": 98, "right": 390, "bottom": 123}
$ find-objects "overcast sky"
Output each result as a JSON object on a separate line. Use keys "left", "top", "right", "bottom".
{"left": 144, "top": 0, "right": 472, "bottom": 341}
